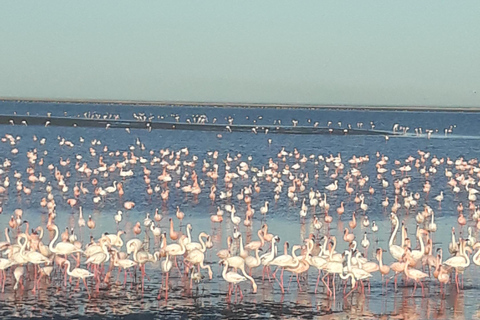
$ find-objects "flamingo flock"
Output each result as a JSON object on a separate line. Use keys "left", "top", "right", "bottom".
{"left": 0, "top": 117, "right": 478, "bottom": 305}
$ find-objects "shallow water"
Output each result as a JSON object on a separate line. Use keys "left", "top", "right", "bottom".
{"left": 0, "top": 102, "right": 480, "bottom": 319}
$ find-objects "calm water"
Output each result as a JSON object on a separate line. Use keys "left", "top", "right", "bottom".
{"left": 0, "top": 101, "right": 480, "bottom": 319}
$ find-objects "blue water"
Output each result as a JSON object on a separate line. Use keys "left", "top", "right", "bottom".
{"left": 0, "top": 101, "right": 479, "bottom": 319}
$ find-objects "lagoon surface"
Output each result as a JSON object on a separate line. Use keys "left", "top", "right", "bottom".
{"left": 0, "top": 101, "right": 479, "bottom": 319}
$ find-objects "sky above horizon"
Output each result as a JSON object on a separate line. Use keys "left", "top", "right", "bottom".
{"left": 0, "top": 1, "right": 479, "bottom": 107}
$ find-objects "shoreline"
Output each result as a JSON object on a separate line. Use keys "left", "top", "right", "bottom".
{"left": 0, "top": 114, "right": 396, "bottom": 136}
{"left": 1, "top": 97, "right": 480, "bottom": 112}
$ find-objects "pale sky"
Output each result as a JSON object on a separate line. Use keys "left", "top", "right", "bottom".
{"left": 0, "top": 1, "right": 479, "bottom": 106}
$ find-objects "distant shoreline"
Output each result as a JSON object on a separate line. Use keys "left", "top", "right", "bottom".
{"left": 1, "top": 97, "right": 479, "bottom": 112}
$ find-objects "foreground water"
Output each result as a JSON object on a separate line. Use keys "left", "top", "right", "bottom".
{"left": 0, "top": 101, "right": 480, "bottom": 319}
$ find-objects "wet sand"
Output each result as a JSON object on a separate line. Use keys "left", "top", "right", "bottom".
{"left": 0, "top": 114, "right": 394, "bottom": 136}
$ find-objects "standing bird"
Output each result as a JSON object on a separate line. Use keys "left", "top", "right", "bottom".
{"left": 159, "top": 252, "right": 173, "bottom": 300}
{"left": 78, "top": 207, "right": 86, "bottom": 228}
{"left": 115, "top": 211, "right": 123, "bottom": 226}
{"left": 260, "top": 201, "right": 269, "bottom": 220}
{"left": 220, "top": 260, "right": 247, "bottom": 299}
{"left": 176, "top": 206, "right": 185, "bottom": 226}
{"left": 87, "top": 215, "right": 95, "bottom": 234}
{"left": 63, "top": 260, "right": 94, "bottom": 297}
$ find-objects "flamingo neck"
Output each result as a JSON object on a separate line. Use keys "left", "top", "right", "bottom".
{"left": 24, "top": 222, "right": 29, "bottom": 236}
{"left": 178, "top": 238, "right": 186, "bottom": 255}
{"left": 403, "top": 259, "right": 410, "bottom": 276}
{"left": 132, "top": 243, "right": 139, "bottom": 263}
{"left": 322, "top": 238, "right": 328, "bottom": 255}
{"left": 258, "top": 229, "right": 265, "bottom": 246}
{"left": 161, "top": 236, "right": 167, "bottom": 250}
{"left": 389, "top": 215, "right": 399, "bottom": 247}
{"left": 435, "top": 254, "right": 441, "bottom": 273}
{"left": 49, "top": 226, "right": 59, "bottom": 253}
{"left": 473, "top": 247, "right": 480, "bottom": 264}
{"left": 101, "top": 240, "right": 109, "bottom": 257}
{"left": 339, "top": 271, "right": 354, "bottom": 285}
{"left": 346, "top": 251, "right": 352, "bottom": 271}
{"left": 417, "top": 230, "right": 425, "bottom": 254}
{"left": 221, "top": 261, "right": 228, "bottom": 279}
{"left": 462, "top": 242, "right": 470, "bottom": 266}
{"left": 19, "top": 234, "right": 27, "bottom": 256}
{"left": 65, "top": 261, "right": 73, "bottom": 276}
{"left": 378, "top": 251, "right": 384, "bottom": 268}
{"left": 307, "top": 239, "right": 314, "bottom": 256}
{"left": 330, "top": 238, "right": 337, "bottom": 259}
{"left": 271, "top": 239, "right": 277, "bottom": 258}
{"left": 254, "top": 248, "right": 261, "bottom": 262}
{"left": 291, "top": 246, "right": 300, "bottom": 268}
{"left": 199, "top": 234, "right": 207, "bottom": 252}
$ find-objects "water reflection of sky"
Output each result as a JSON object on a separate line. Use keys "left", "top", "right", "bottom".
{"left": 0, "top": 102, "right": 480, "bottom": 319}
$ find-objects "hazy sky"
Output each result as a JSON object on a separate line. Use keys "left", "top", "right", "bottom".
{"left": 1, "top": 1, "right": 479, "bottom": 106}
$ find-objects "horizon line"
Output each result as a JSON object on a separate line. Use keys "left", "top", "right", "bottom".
{"left": 1, "top": 96, "right": 480, "bottom": 112}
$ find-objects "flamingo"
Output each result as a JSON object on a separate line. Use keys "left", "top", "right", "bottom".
{"left": 220, "top": 259, "right": 247, "bottom": 300}
{"left": 63, "top": 260, "right": 94, "bottom": 297}
{"left": 444, "top": 239, "right": 470, "bottom": 292}
{"left": 158, "top": 252, "right": 173, "bottom": 300}
{"left": 389, "top": 213, "right": 403, "bottom": 261}
{"left": 402, "top": 252, "right": 429, "bottom": 297}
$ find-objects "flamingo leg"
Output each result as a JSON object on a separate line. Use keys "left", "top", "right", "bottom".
{"left": 345, "top": 281, "right": 357, "bottom": 298}
{"left": 280, "top": 268, "right": 285, "bottom": 294}
{"left": 263, "top": 266, "right": 271, "bottom": 282}
{"left": 296, "top": 274, "right": 301, "bottom": 292}
{"left": 272, "top": 267, "right": 279, "bottom": 280}
{"left": 35, "top": 272, "right": 43, "bottom": 287}
{"left": 116, "top": 268, "right": 121, "bottom": 283}
{"left": 83, "top": 278, "right": 90, "bottom": 298}
{"left": 455, "top": 271, "right": 460, "bottom": 292}
{"left": 32, "top": 265, "right": 37, "bottom": 293}
{"left": 332, "top": 275, "right": 336, "bottom": 300}
{"left": 322, "top": 273, "right": 331, "bottom": 296}
{"left": 274, "top": 269, "right": 283, "bottom": 292}
{"left": 239, "top": 285, "right": 244, "bottom": 299}
{"left": 165, "top": 271, "right": 169, "bottom": 300}
{"left": 287, "top": 274, "right": 294, "bottom": 291}
{"left": 141, "top": 265, "right": 145, "bottom": 292}
{"left": 174, "top": 256, "right": 182, "bottom": 275}
{"left": 315, "top": 270, "right": 322, "bottom": 293}
{"left": 64, "top": 265, "right": 68, "bottom": 287}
